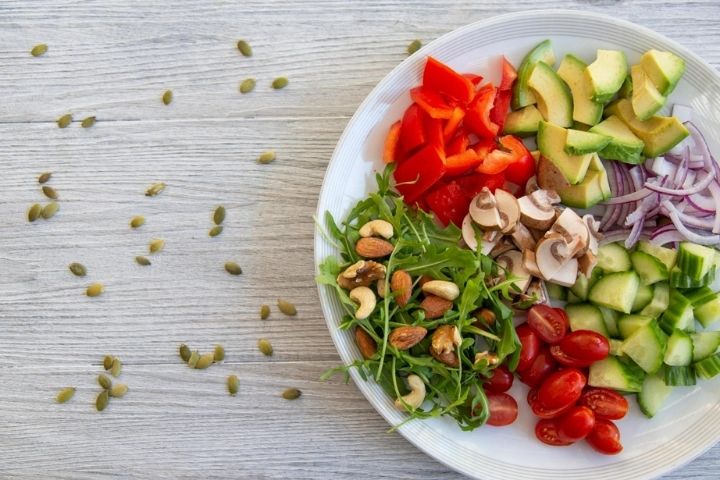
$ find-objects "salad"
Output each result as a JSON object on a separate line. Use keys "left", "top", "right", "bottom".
{"left": 317, "top": 39, "right": 720, "bottom": 455}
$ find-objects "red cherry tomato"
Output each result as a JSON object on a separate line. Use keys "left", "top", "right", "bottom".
{"left": 516, "top": 323, "right": 541, "bottom": 374}
{"left": 486, "top": 392, "right": 519, "bottom": 426}
{"left": 538, "top": 368, "right": 586, "bottom": 409}
{"left": 535, "top": 418, "right": 573, "bottom": 446}
{"left": 484, "top": 365, "right": 514, "bottom": 393}
{"left": 527, "top": 388, "right": 574, "bottom": 419}
{"left": 549, "top": 345, "right": 594, "bottom": 368}
{"left": 559, "top": 330, "right": 610, "bottom": 362}
{"left": 527, "top": 305, "right": 569, "bottom": 344}
{"left": 519, "top": 348, "right": 557, "bottom": 388}
{"left": 557, "top": 406, "right": 596, "bottom": 442}
{"left": 578, "top": 388, "right": 629, "bottom": 420}
{"left": 586, "top": 419, "right": 623, "bottom": 455}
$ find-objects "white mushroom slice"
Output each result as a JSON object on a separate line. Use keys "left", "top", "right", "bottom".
{"left": 583, "top": 214, "right": 602, "bottom": 255}
{"left": 469, "top": 188, "right": 503, "bottom": 230}
{"left": 550, "top": 208, "right": 589, "bottom": 258}
{"left": 548, "top": 258, "right": 579, "bottom": 287}
{"left": 535, "top": 233, "right": 573, "bottom": 281}
{"left": 496, "top": 250, "right": 531, "bottom": 293}
{"left": 522, "top": 249, "right": 543, "bottom": 278}
{"left": 518, "top": 189, "right": 561, "bottom": 230}
{"left": 490, "top": 238, "right": 514, "bottom": 259}
{"left": 494, "top": 189, "right": 521, "bottom": 234}
{"left": 511, "top": 223, "right": 536, "bottom": 251}
{"left": 578, "top": 250, "right": 598, "bottom": 278}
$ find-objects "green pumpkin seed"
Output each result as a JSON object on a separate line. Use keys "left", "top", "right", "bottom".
{"left": 271, "top": 77, "right": 288, "bottom": 90}
{"left": 42, "top": 185, "right": 58, "bottom": 200}
{"left": 103, "top": 355, "right": 113, "bottom": 370}
{"left": 98, "top": 374, "right": 112, "bottom": 390}
{"left": 239, "top": 78, "right": 256, "bottom": 94}
{"left": 282, "top": 388, "right": 302, "bottom": 400}
{"left": 130, "top": 215, "right": 145, "bottom": 228}
{"left": 258, "top": 338, "right": 273, "bottom": 356}
{"left": 31, "top": 43, "right": 48, "bottom": 57}
{"left": 257, "top": 151, "right": 276, "bottom": 164}
{"left": 162, "top": 90, "right": 173, "bottom": 105}
{"left": 149, "top": 239, "right": 165, "bottom": 254}
{"left": 209, "top": 225, "right": 223, "bottom": 237}
{"left": 224, "top": 261, "right": 242, "bottom": 275}
{"left": 213, "top": 206, "right": 226, "bottom": 225}
{"left": 96, "top": 390, "right": 109, "bottom": 411}
{"left": 69, "top": 262, "right": 87, "bottom": 277}
{"left": 214, "top": 344, "right": 225, "bottom": 362}
{"left": 187, "top": 350, "right": 200, "bottom": 368}
{"left": 407, "top": 39, "right": 422, "bottom": 55}
{"left": 195, "top": 352, "right": 215, "bottom": 369}
{"left": 55, "top": 387, "right": 76, "bottom": 404}
{"left": 41, "top": 202, "right": 59, "bottom": 219}
{"left": 81, "top": 116, "right": 96, "bottom": 128}
{"left": 227, "top": 375, "right": 240, "bottom": 395}
{"left": 236, "top": 40, "right": 252, "bottom": 57}
{"left": 110, "top": 357, "right": 122, "bottom": 377}
{"left": 28, "top": 203, "right": 42, "bottom": 222}
{"left": 57, "top": 114, "right": 72, "bottom": 128}
{"left": 86, "top": 283, "right": 104, "bottom": 297}
{"left": 179, "top": 344, "right": 191, "bottom": 362}
{"left": 38, "top": 172, "right": 52, "bottom": 184}
{"left": 260, "top": 304, "right": 270, "bottom": 320}
{"left": 109, "top": 383, "right": 128, "bottom": 398}
{"left": 277, "top": 299, "right": 297, "bottom": 316}
{"left": 135, "top": 256, "right": 151, "bottom": 266}
{"left": 145, "top": 182, "right": 166, "bottom": 196}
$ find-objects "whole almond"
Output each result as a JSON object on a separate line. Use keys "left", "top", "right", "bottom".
{"left": 355, "top": 237, "right": 394, "bottom": 258}
{"left": 355, "top": 328, "right": 377, "bottom": 359}
{"left": 420, "top": 295, "right": 453, "bottom": 319}
{"left": 430, "top": 345, "right": 460, "bottom": 367}
{"left": 390, "top": 270, "right": 412, "bottom": 307}
{"left": 389, "top": 325, "right": 427, "bottom": 350}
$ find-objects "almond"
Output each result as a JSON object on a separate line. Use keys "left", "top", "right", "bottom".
{"left": 420, "top": 295, "right": 453, "bottom": 319}
{"left": 390, "top": 270, "right": 412, "bottom": 307}
{"left": 354, "top": 328, "right": 377, "bottom": 359}
{"left": 388, "top": 325, "right": 427, "bottom": 350}
{"left": 355, "top": 237, "right": 394, "bottom": 258}
{"left": 430, "top": 345, "right": 459, "bottom": 367}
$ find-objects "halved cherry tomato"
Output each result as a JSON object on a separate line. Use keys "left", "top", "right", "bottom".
{"left": 538, "top": 368, "right": 586, "bottom": 409}
{"left": 535, "top": 418, "right": 573, "bottom": 446}
{"left": 486, "top": 392, "right": 519, "bottom": 426}
{"left": 398, "top": 104, "right": 426, "bottom": 156}
{"left": 557, "top": 406, "right": 596, "bottom": 442}
{"left": 383, "top": 121, "right": 402, "bottom": 164}
{"left": 578, "top": 388, "right": 629, "bottom": 420}
{"left": 519, "top": 347, "right": 557, "bottom": 388}
{"left": 454, "top": 172, "right": 505, "bottom": 197}
{"left": 394, "top": 144, "right": 446, "bottom": 204}
{"left": 527, "top": 304, "right": 569, "bottom": 344}
{"left": 502, "top": 142, "right": 535, "bottom": 187}
{"left": 445, "top": 133, "right": 469, "bottom": 157}
{"left": 498, "top": 56, "right": 518, "bottom": 91}
{"left": 528, "top": 388, "right": 574, "bottom": 419}
{"left": 586, "top": 419, "right": 623, "bottom": 455}
{"left": 516, "top": 323, "right": 541, "bottom": 374}
{"left": 410, "top": 86, "right": 455, "bottom": 119}
{"left": 424, "top": 181, "right": 469, "bottom": 227}
{"left": 423, "top": 57, "right": 475, "bottom": 105}
{"left": 463, "top": 73, "right": 484, "bottom": 86}
{"left": 549, "top": 345, "right": 594, "bottom": 368}
{"left": 444, "top": 150, "right": 481, "bottom": 177}
{"left": 442, "top": 107, "right": 466, "bottom": 142}
{"left": 484, "top": 365, "right": 514, "bottom": 393}
{"left": 464, "top": 84, "right": 499, "bottom": 139}
{"left": 560, "top": 330, "right": 610, "bottom": 363}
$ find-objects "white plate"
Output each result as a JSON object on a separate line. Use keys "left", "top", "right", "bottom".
{"left": 314, "top": 10, "right": 720, "bottom": 480}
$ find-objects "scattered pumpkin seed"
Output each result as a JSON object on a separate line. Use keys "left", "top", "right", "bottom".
{"left": 145, "top": 182, "right": 166, "bottom": 196}
{"left": 96, "top": 390, "right": 109, "bottom": 411}
{"left": 213, "top": 205, "right": 226, "bottom": 225}
{"left": 41, "top": 202, "right": 59, "bottom": 219}
{"left": 213, "top": 344, "right": 225, "bottom": 362}
{"left": 282, "top": 388, "right": 302, "bottom": 400}
{"left": 224, "top": 261, "right": 242, "bottom": 275}
{"left": 179, "top": 344, "right": 191, "bottom": 363}
{"left": 57, "top": 114, "right": 72, "bottom": 128}
{"left": 27, "top": 203, "right": 42, "bottom": 222}
{"left": 110, "top": 357, "right": 122, "bottom": 377}
{"left": 149, "top": 239, "right": 165, "bottom": 254}
{"left": 227, "top": 375, "right": 240, "bottom": 396}
{"left": 209, "top": 225, "right": 223, "bottom": 237}
{"left": 55, "top": 387, "right": 76, "bottom": 404}
{"left": 257, "top": 151, "right": 276, "bottom": 164}
{"left": 98, "top": 374, "right": 112, "bottom": 390}
{"left": 188, "top": 350, "right": 200, "bottom": 368}
{"left": 135, "top": 256, "right": 151, "bottom": 266}
{"left": 239, "top": 78, "right": 256, "bottom": 94}
{"left": 103, "top": 355, "right": 113, "bottom": 370}
{"left": 81, "top": 116, "right": 96, "bottom": 128}
{"left": 195, "top": 352, "right": 215, "bottom": 369}
{"left": 277, "top": 299, "right": 297, "bottom": 316}
{"left": 407, "top": 39, "right": 422, "bottom": 55}
{"left": 272, "top": 77, "right": 288, "bottom": 89}
{"left": 42, "top": 185, "right": 58, "bottom": 200}
{"left": 260, "top": 304, "right": 270, "bottom": 320}
{"left": 109, "top": 383, "right": 128, "bottom": 398}
{"left": 38, "top": 172, "right": 52, "bottom": 184}
{"left": 69, "top": 262, "right": 87, "bottom": 277}
{"left": 31, "top": 43, "right": 48, "bottom": 57}
{"left": 86, "top": 283, "right": 104, "bottom": 297}
{"left": 258, "top": 338, "right": 273, "bottom": 356}
{"left": 236, "top": 39, "right": 252, "bottom": 57}
{"left": 162, "top": 90, "right": 173, "bottom": 105}
{"left": 130, "top": 215, "right": 145, "bottom": 228}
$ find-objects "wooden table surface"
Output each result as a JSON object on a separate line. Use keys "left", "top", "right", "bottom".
{"left": 1, "top": 1, "right": 718, "bottom": 478}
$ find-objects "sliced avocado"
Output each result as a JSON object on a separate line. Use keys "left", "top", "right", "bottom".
{"left": 564, "top": 129, "right": 611, "bottom": 155}
{"left": 640, "top": 49, "right": 685, "bottom": 96}
{"left": 585, "top": 50, "right": 628, "bottom": 103}
{"left": 527, "top": 62, "right": 573, "bottom": 127}
{"left": 512, "top": 39, "right": 556, "bottom": 110}
{"left": 537, "top": 156, "right": 606, "bottom": 208}
{"left": 631, "top": 65, "right": 666, "bottom": 121}
{"left": 503, "top": 105, "right": 543, "bottom": 136}
{"left": 537, "top": 121, "right": 593, "bottom": 184}
{"left": 607, "top": 99, "right": 689, "bottom": 157}
{"left": 618, "top": 75, "right": 633, "bottom": 99}
{"left": 556, "top": 54, "right": 604, "bottom": 126}
{"left": 589, "top": 115, "right": 644, "bottom": 164}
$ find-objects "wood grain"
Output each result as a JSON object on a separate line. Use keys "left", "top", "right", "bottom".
{"left": 0, "top": 0, "right": 718, "bottom": 478}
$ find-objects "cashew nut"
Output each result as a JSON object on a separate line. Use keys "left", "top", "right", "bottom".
{"left": 394, "top": 374, "right": 426, "bottom": 411}
{"left": 359, "top": 219, "right": 394, "bottom": 239}
{"left": 421, "top": 280, "right": 460, "bottom": 301}
{"left": 474, "top": 351, "right": 500, "bottom": 366}
{"left": 349, "top": 286, "right": 376, "bottom": 320}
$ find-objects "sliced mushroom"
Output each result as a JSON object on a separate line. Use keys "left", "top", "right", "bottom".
{"left": 548, "top": 258, "right": 579, "bottom": 287}
{"left": 583, "top": 214, "right": 602, "bottom": 255}
{"left": 522, "top": 249, "right": 542, "bottom": 277}
{"left": 495, "top": 189, "right": 520, "bottom": 234}
{"left": 469, "top": 188, "right": 502, "bottom": 230}
{"left": 550, "top": 208, "right": 589, "bottom": 258}
{"left": 578, "top": 250, "right": 598, "bottom": 278}
{"left": 518, "top": 189, "right": 561, "bottom": 230}
{"left": 510, "top": 222, "right": 536, "bottom": 251}
{"left": 535, "top": 233, "right": 573, "bottom": 281}
{"left": 489, "top": 238, "right": 514, "bottom": 259}
{"left": 496, "top": 250, "right": 531, "bottom": 293}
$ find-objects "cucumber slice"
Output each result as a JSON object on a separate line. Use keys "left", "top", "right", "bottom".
{"left": 546, "top": 282, "right": 568, "bottom": 301}
{"left": 678, "top": 242, "right": 716, "bottom": 281}
{"left": 589, "top": 356, "right": 644, "bottom": 392}
{"left": 622, "top": 321, "right": 668, "bottom": 373}
{"left": 631, "top": 251, "right": 669, "bottom": 285}
{"left": 640, "top": 282, "right": 670, "bottom": 318}
{"left": 683, "top": 286, "right": 716, "bottom": 307}
{"left": 659, "top": 289, "right": 695, "bottom": 334}
{"left": 565, "top": 303, "right": 609, "bottom": 337}
{"left": 637, "top": 372, "right": 673, "bottom": 418}
{"left": 619, "top": 314, "right": 654, "bottom": 339}
{"left": 663, "top": 329, "right": 693, "bottom": 366}
{"left": 693, "top": 293, "right": 720, "bottom": 328}
{"left": 663, "top": 365, "right": 696, "bottom": 386}
{"left": 631, "top": 284, "right": 654, "bottom": 312}
{"left": 609, "top": 338, "right": 625, "bottom": 356}
{"left": 670, "top": 266, "right": 716, "bottom": 289}
{"left": 597, "top": 242, "right": 632, "bottom": 273}
{"left": 694, "top": 353, "right": 720, "bottom": 379}
{"left": 599, "top": 307, "right": 621, "bottom": 338}
{"left": 588, "top": 271, "right": 640, "bottom": 313}
{"left": 637, "top": 240, "right": 677, "bottom": 271}
{"left": 691, "top": 331, "right": 720, "bottom": 361}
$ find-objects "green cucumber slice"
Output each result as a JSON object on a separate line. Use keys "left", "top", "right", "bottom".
{"left": 565, "top": 303, "right": 609, "bottom": 337}
{"left": 663, "top": 329, "right": 693, "bottom": 366}
{"left": 631, "top": 250, "right": 669, "bottom": 285}
{"left": 637, "top": 372, "right": 673, "bottom": 418}
{"left": 588, "top": 271, "right": 640, "bottom": 314}
{"left": 622, "top": 321, "right": 668, "bottom": 373}
{"left": 597, "top": 242, "right": 632, "bottom": 273}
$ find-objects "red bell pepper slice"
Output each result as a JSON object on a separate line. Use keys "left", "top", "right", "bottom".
{"left": 498, "top": 56, "right": 518, "bottom": 91}
{"left": 423, "top": 115, "right": 445, "bottom": 154}
{"left": 442, "top": 107, "right": 465, "bottom": 142}
{"left": 424, "top": 181, "right": 470, "bottom": 227}
{"left": 463, "top": 73, "right": 484, "bottom": 86}
{"left": 394, "top": 144, "right": 446, "bottom": 204}
{"left": 476, "top": 134, "right": 531, "bottom": 175}
{"left": 464, "top": 83, "right": 499, "bottom": 139}
{"left": 410, "top": 87, "right": 454, "bottom": 120}
{"left": 399, "top": 104, "right": 426, "bottom": 157}
{"left": 455, "top": 172, "right": 506, "bottom": 197}
{"left": 444, "top": 149, "right": 481, "bottom": 177}
{"left": 445, "top": 132, "right": 469, "bottom": 157}
{"left": 489, "top": 89, "right": 512, "bottom": 133}
{"left": 383, "top": 121, "right": 402, "bottom": 164}
{"left": 423, "top": 57, "right": 475, "bottom": 105}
